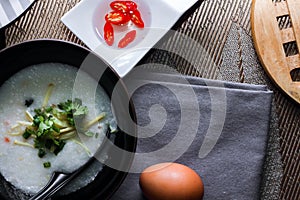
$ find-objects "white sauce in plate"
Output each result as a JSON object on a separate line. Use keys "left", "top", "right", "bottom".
{"left": 0, "top": 63, "right": 115, "bottom": 194}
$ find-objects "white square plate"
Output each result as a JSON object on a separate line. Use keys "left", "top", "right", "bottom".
{"left": 61, "top": 0, "right": 198, "bottom": 77}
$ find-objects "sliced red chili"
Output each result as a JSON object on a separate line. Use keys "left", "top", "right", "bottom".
{"left": 110, "top": 1, "right": 137, "bottom": 12}
{"left": 129, "top": 9, "right": 144, "bottom": 28}
{"left": 105, "top": 10, "right": 130, "bottom": 25}
{"left": 104, "top": 22, "right": 114, "bottom": 46}
{"left": 118, "top": 30, "right": 137, "bottom": 48}
{"left": 4, "top": 137, "right": 10, "bottom": 143}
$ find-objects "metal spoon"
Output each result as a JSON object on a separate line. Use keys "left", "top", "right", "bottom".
{"left": 28, "top": 128, "right": 113, "bottom": 200}
{"left": 28, "top": 170, "right": 80, "bottom": 200}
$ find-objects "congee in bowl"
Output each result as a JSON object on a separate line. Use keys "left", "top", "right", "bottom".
{"left": 0, "top": 40, "right": 137, "bottom": 200}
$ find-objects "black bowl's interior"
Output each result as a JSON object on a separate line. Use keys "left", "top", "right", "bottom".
{"left": 0, "top": 40, "right": 137, "bottom": 200}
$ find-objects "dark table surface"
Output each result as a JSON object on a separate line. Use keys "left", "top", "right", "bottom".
{"left": 1, "top": 0, "right": 299, "bottom": 199}
{"left": 0, "top": 29, "right": 5, "bottom": 49}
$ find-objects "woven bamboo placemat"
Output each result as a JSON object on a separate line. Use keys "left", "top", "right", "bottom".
{"left": 2, "top": 0, "right": 299, "bottom": 199}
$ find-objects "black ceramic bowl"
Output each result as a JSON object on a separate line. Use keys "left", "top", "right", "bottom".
{"left": 0, "top": 39, "right": 137, "bottom": 200}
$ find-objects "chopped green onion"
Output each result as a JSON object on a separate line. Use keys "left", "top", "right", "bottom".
{"left": 84, "top": 131, "right": 95, "bottom": 137}
{"left": 11, "top": 89, "right": 106, "bottom": 162}
{"left": 45, "top": 106, "right": 53, "bottom": 112}
{"left": 22, "top": 128, "right": 33, "bottom": 139}
{"left": 38, "top": 148, "right": 46, "bottom": 158}
{"left": 53, "top": 140, "right": 65, "bottom": 155}
{"left": 25, "top": 98, "right": 34, "bottom": 107}
{"left": 52, "top": 125, "right": 60, "bottom": 133}
{"left": 43, "top": 162, "right": 51, "bottom": 168}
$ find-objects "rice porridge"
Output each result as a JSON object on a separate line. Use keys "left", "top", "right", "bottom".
{"left": 0, "top": 63, "right": 116, "bottom": 194}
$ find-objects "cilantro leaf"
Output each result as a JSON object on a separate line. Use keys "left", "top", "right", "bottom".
{"left": 20, "top": 97, "right": 96, "bottom": 165}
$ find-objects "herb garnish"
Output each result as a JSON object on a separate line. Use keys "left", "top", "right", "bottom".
{"left": 43, "top": 162, "right": 51, "bottom": 168}
{"left": 25, "top": 98, "right": 34, "bottom": 107}
{"left": 21, "top": 98, "right": 105, "bottom": 158}
{"left": 9, "top": 83, "right": 107, "bottom": 168}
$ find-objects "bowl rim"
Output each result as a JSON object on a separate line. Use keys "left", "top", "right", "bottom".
{"left": 0, "top": 38, "right": 138, "bottom": 200}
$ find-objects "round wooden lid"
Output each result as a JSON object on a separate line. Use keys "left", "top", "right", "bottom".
{"left": 251, "top": 0, "right": 300, "bottom": 103}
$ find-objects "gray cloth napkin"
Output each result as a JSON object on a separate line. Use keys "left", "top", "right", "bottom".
{"left": 111, "top": 71, "right": 273, "bottom": 200}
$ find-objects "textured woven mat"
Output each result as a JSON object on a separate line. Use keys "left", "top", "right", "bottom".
{"left": 2, "top": 0, "right": 300, "bottom": 199}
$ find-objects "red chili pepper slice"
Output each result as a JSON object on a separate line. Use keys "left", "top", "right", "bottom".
{"left": 104, "top": 22, "right": 114, "bottom": 46}
{"left": 4, "top": 137, "right": 10, "bottom": 143}
{"left": 110, "top": 1, "right": 137, "bottom": 12}
{"left": 129, "top": 9, "right": 144, "bottom": 28}
{"left": 118, "top": 30, "right": 137, "bottom": 48}
{"left": 105, "top": 11, "right": 130, "bottom": 25}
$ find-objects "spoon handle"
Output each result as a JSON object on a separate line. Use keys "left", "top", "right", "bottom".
{"left": 28, "top": 129, "right": 112, "bottom": 200}
{"left": 29, "top": 172, "right": 71, "bottom": 200}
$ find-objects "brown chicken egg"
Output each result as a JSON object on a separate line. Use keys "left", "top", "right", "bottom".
{"left": 139, "top": 162, "right": 204, "bottom": 200}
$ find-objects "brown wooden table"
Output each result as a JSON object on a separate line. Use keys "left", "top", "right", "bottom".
{"left": 1, "top": 0, "right": 299, "bottom": 199}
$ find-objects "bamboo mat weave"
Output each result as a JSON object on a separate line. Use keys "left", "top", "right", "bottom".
{"left": 3, "top": 0, "right": 300, "bottom": 199}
